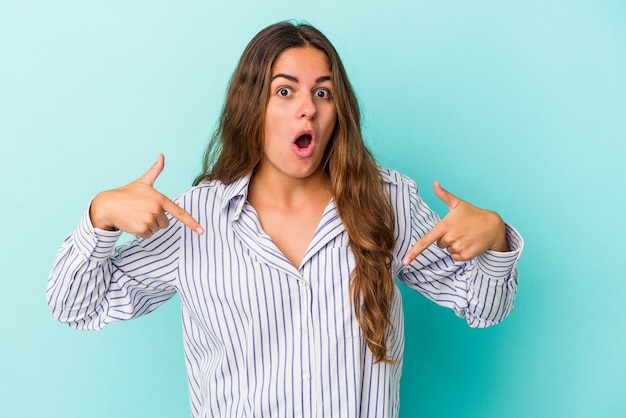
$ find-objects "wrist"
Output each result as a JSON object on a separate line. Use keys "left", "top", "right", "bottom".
{"left": 89, "top": 192, "right": 117, "bottom": 231}
{"left": 490, "top": 217, "right": 509, "bottom": 252}
{"left": 490, "top": 237, "right": 509, "bottom": 252}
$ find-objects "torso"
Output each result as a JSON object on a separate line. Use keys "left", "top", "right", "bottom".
{"left": 247, "top": 185, "right": 331, "bottom": 269}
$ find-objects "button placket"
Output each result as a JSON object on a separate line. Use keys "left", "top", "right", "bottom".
{"left": 295, "top": 271, "right": 315, "bottom": 414}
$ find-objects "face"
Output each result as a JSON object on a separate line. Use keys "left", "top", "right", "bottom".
{"left": 259, "top": 46, "right": 337, "bottom": 182}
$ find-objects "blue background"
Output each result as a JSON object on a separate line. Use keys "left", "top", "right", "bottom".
{"left": 1, "top": 1, "right": 625, "bottom": 417}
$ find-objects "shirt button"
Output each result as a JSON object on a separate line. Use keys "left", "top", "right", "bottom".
{"left": 298, "top": 280, "right": 306, "bottom": 286}
{"left": 302, "top": 326, "right": 308, "bottom": 334}
{"left": 303, "top": 373, "right": 311, "bottom": 380}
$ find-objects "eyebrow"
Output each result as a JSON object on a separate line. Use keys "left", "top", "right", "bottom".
{"left": 271, "top": 73, "right": 331, "bottom": 84}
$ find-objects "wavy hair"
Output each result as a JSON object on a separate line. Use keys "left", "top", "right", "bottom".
{"left": 193, "top": 22, "right": 396, "bottom": 363}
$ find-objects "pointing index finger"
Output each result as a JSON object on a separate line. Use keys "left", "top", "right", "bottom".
{"left": 402, "top": 221, "right": 445, "bottom": 266}
{"left": 162, "top": 198, "right": 204, "bottom": 235}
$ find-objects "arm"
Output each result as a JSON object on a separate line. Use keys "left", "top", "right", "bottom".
{"left": 47, "top": 210, "right": 181, "bottom": 329}
{"left": 46, "top": 155, "right": 203, "bottom": 330}
{"left": 396, "top": 178, "right": 523, "bottom": 327}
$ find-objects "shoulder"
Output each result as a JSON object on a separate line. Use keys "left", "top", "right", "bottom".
{"left": 378, "top": 167, "right": 419, "bottom": 194}
{"left": 173, "top": 174, "right": 251, "bottom": 215}
{"left": 175, "top": 179, "right": 225, "bottom": 202}
{"left": 170, "top": 179, "right": 230, "bottom": 212}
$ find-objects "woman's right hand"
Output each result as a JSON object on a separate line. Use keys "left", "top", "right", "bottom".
{"left": 89, "top": 154, "right": 204, "bottom": 239}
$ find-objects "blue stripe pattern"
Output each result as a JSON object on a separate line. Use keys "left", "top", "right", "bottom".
{"left": 47, "top": 168, "right": 523, "bottom": 417}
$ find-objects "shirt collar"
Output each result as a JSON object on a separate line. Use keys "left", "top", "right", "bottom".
{"left": 219, "top": 167, "right": 395, "bottom": 219}
{"left": 220, "top": 172, "right": 253, "bottom": 218}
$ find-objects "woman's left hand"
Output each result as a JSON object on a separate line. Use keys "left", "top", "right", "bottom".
{"left": 402, "top": 181, "right": 509, "bottom": 265}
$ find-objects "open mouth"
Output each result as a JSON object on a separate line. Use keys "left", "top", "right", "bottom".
{"left": 294, "top": 133, "right": 312, "bottom": 149}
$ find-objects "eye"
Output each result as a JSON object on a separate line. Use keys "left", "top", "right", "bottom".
{"left": 314, "top": 88, "right": 332, "bottom": 100}
{"left": 276, "top": 87, "right": 293, "bottom": 97}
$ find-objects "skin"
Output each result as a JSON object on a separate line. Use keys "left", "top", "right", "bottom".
{"left": 88, "top": 46, "right": 508, "bottom": 266}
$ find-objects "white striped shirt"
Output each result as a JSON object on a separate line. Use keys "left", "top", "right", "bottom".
{"left": 47, "top": 168, "right": 523, "bottom": 417}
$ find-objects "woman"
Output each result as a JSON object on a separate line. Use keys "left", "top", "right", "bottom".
{"left": 48, "top": 21, "right": 523, "bottom": 417}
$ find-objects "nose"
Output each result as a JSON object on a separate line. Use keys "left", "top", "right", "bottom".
{"left": 298, "top": 93, "right": 317, "bottom": 120}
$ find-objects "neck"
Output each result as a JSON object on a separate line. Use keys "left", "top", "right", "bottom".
{"left": 249, "top": 166, "right": 331, "bottom": 206}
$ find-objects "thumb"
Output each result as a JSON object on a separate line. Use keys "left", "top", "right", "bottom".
{"left": 433, "top": 180, "right": 461, "bottom": 210}
{"left": 138, "top": 154, "right": 165, "bottom": 186}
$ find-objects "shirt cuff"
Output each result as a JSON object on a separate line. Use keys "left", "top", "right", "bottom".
{"left": 73, "top": 206, "right": 122, "bottom": 263}
{"left": 473, "top": 223, "right": 524, "bottom": 279}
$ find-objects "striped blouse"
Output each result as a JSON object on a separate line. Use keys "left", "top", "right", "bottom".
{"left": 47, "top": 168, "right": 523, "bottom": 417}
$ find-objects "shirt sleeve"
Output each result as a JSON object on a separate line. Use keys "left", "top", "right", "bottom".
{"left": 46, "top": 203, "right": 183, "bottom": 330}
{"left": 393, "top": 174, "right": 524, "bottom": 328}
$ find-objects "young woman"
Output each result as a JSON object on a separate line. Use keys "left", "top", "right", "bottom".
{"left": 48, "top": 21, "right": 523, "bottom": 417}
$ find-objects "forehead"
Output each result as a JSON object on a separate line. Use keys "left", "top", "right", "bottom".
{"left": 272, "top": 47, "right": 331, "bottom": 77}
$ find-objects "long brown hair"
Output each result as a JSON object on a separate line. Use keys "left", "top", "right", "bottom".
{"left": 194, "top": 21, "right": 397, "bottom": 363}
